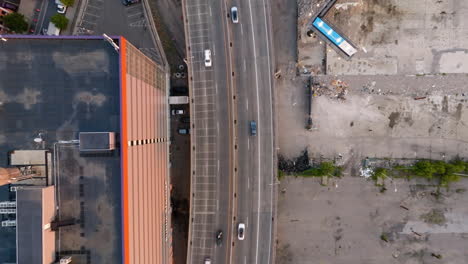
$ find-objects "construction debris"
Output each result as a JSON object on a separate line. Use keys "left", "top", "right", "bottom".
{"left": 311, "top": 79, "right": 348, "bottom": 100}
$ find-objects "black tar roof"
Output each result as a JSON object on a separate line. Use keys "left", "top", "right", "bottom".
{"left": 0, "top": 37, "right": 123, "bottom": 263}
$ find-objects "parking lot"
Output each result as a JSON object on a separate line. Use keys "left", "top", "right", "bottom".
{"left": 75, "top": 0, "right": 162, "bottom": 64}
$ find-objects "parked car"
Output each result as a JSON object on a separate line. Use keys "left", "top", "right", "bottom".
{"left": 237, "top": 223, "right": 245, "bottom": 240}
{"left": 55, "top": 0, "right": 66, "bottom": 13}
{"left": 204, "top": 49, "right": 212, "bottom": 67}
{"left": 250, "top": 121, "right": 257, "bottom": 136}
{"left": 180, "top": 116, "right": 190, "bottom": 124}
{"left": 122, "top": 0, "right": 140, "bottom": 6}
{"left": 1, "top": 2, "right": 18, "bottom": 12}
{"left": 172, "top": 109, "right": 184, "bottom": 115}
{"left": 178, "top": 128, "right": 190, "bottom": 135}
{"left": 171, "top": 86, "right": 188, "bottom": 95}
{"left": 231, "top": 7, "right": 238, "bottom": 23}
{"left": 57, "top": 4, "right": 66, "bottom": 13}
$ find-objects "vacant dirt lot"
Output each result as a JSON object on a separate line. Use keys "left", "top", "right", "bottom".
{"left": 323, "top": 0, "right": 468, "bottom": 75}
{"left": 278, "top": 74, "right": 468, "bottom": 163}
{"left": 276, "top": 0, "right": 468, "bottom": 263}
{"left": 277, "top": 175, "right": 468, "bottom": 264}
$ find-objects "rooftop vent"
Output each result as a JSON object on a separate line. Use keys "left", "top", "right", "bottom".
{"left": 79, "top": 132, "right": 116, "bottom": 153}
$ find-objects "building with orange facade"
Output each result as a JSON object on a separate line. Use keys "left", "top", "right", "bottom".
{"left": 0, "top": 35, "right": 172, "bottom": 264}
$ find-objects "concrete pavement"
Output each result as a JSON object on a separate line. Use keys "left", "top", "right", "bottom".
{"left": 184, "top": 0, "right": 276, "bottom": 262}
{"left": 183, "top": 0, "right": 233, "bottom": 262}
{"left": 230, "top": 0, "right": 276, "bottom": 263}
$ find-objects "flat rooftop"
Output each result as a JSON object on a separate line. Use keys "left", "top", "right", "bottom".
{"left": 0, "top": 37, "right": 122, "bottom": 263}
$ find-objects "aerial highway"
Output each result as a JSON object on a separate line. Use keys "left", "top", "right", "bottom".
{"left": 183, "top": 0, "right": 276, "bottom": 262}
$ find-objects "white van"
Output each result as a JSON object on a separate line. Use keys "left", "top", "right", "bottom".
{"left": 46, "top": 22, "right": 60, "bottom": 36}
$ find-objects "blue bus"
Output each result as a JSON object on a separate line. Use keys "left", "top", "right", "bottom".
{"left": 312, "top": 17, "right": 357, "bottom": 57}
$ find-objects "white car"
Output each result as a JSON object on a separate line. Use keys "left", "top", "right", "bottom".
{"left": 171, "top": 109, "right": 184, "bottom": 115}
{"left": 237, "top": 223, "right": 245, "bottom": 240}
{"left": 55, "top": 0, "right": 67, "bottom": 13}
{"left": 204, "top": 49, "right": 212, "bottom": 67}
{"left": 231, "top": 7, "right": 238, "bottom": 23}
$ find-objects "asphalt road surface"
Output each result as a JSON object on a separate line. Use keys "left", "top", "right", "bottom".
{"left": 184, "top": 0, "right": 276, "bottom": 262}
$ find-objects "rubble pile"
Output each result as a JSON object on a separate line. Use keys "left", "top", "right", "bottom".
{"left": 312, "top": 79, "right": 348, "bottom": 100}
{"left": 278, "top": 149, "right": 311, "bottom": 174}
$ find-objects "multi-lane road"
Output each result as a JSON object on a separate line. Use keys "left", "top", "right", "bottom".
{"left": 184, "top": 0, "right": 276, "bottom": 262}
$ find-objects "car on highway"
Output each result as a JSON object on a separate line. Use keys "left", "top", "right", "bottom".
{"left": 204, "top": 49, "right": 212, "bottom": 67}
{"left": 172, "top": 109, "right": 184, "bottom": 115}
{"left": 250, "top": 121, "right": 257, "bottom": 136}
{"left": 216, "top": 230, "right": 223, "bottom": 245}
{"left": 204, "top": 258, "right": 211, "bottom": 264}
{"left": 238, "top": 223, "right": 245, "bottom": 240}
{"left": 122, "top": 0, "right": 140, "bottom": 6}
{"left": 231, "top": 7, "right": 238, "bottom": 23}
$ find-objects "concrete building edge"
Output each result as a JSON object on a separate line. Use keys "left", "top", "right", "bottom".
{"left": 180, "top": 0, "right": 196, "bottom": 262}
{"left": 119, "top": 36, "right": 130, "bottom": 264}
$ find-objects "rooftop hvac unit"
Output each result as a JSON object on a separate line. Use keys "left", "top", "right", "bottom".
{"left": 60, "top": 256, "right": 72, "bottom": 264}
{"left": 79, "top": 132, "right": 116, "bottom": 153}
{"left": 1, "top": 220, "right": 16, "bottom": 227}
{"left": 0, "top": 201, "right": 16, "bottom": 208}
{"left": 0, "top": 208, "right": 16, "bottom": 214}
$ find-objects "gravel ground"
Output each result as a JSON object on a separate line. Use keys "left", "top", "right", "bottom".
{"left": 277, "top": 175, "right": 468, "bottom": 264}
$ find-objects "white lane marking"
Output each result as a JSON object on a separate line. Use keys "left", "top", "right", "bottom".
{"left": 247, "top": 0, "right": 262, "bottom": 263}
{"left": 247, "top": 138, "right": 250, "bottom": 150}
{"left": 213, "top": 44, "right": 216, "bottom": 55}
{"left": 261, "top": 0, "right": 275, "bottom": 261}
{"left": 246, "top": 98, "right": 249, "bottom": 110}
{"left": 243, "top": 59, "right": 247, "bottom": 72}
{"left": 244, "top": 256, "right": 247, "bottom": 264}
{"left": 241, "top": 23, "right": 244, "bottom": 36}
{"left": 247, "top": 175, "right": 250, "bottom": 189}
{"left": 209, "top": 6, "right": 212, "bottom": 16}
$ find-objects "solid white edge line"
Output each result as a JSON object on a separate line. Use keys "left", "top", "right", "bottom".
{"left": 262, "top": 0, "right": 274, "bottom": 262}
{"left": 247, "top": 0, "right": 262, "bottom": 264}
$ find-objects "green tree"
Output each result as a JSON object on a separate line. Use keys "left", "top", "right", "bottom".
{"left": 50, "top": 14, "right": 68, "bottom": 30}
{"left": 412, "top": 161, "right": 435, "bottom": 179}
{"left": 3, "top": 13, "right": 28, "bottom": 33}
{"left": 60, "top": 0, "right": 75, "bottom": 6}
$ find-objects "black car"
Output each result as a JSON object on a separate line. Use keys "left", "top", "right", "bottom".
{"left": 122, "top": 0, "right": 140, "bottom": 6}
{"left": 171, "top": 86, "right": 188, "bottom": 95}
{"left": 180, "top": 116, "right": 190, "bottom": 124}
{"left": 250, "top": 121, "right": 257, "bottom": 136}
